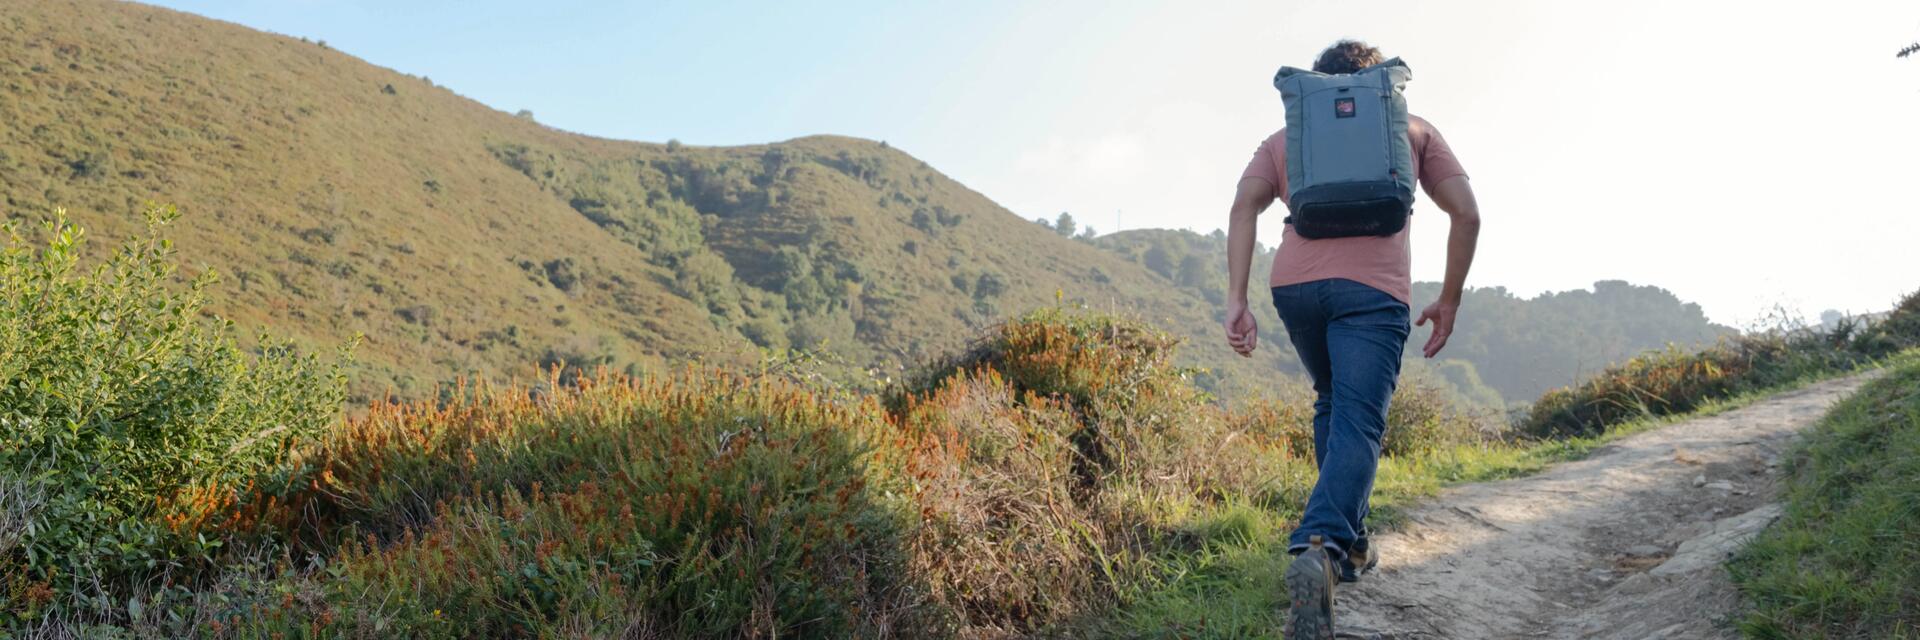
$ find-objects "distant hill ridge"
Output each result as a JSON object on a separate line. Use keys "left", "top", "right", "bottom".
{"left": 1, "top": 0, "right": 1303, "bottom": 400}
{"left": 0, "top": 0, "right": 1724, "bottom": 403}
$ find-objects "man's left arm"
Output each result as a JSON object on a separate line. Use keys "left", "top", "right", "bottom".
{"left": 1416, "top": 175, "right": 1480, "bottom": 358}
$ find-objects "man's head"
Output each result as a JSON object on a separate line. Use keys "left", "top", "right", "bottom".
{"left": 1312, "top": 40, "right": 1384, "bottom": 75}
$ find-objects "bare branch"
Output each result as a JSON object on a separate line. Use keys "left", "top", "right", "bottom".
{"left": 0, "top": 475, "right": 43, "bottom": 556}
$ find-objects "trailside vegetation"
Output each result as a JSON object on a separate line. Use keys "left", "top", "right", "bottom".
{"left": 0, "top": 208, "right": 349, "bottom": 625}
{"left": 4, "top": 214, "right": 1914, "bottom": 637}
{"left": 1, "top": 214, "right": 1504, "bottom": 637}
{"left": 1519, "top": 290, "right": 1920, "bottom": 438}
{"left": 1730, "top": 354, "right": 1920, "bottom": 638}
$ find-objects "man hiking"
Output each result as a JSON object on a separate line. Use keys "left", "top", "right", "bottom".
{"left": 1221, "top": 40, "right": 1481, "bottom": 638}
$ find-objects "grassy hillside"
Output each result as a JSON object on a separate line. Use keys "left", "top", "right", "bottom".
{"left": 1732, "top": 352, "right": 1920, "bottom": 639}
{"left": 0, "top": 0, "right": 1295, "bottom": 402}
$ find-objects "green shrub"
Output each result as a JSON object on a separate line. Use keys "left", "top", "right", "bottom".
{"left": 0, "top": 207, "right": 348, "bottom": 620}
{"left": 541, "top": 257, "right": 580, "bottom": 292}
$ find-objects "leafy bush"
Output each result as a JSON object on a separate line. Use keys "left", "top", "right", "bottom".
{"left": 0, "top": 207, "right": 347, "bottom": 620}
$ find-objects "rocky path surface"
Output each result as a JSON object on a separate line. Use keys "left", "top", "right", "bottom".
{"left": 1334, "top": 374, "right": 1876, "bottom": 639}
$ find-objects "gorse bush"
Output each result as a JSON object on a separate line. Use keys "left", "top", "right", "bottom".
{"left": 886, "top": 309, "right": 1497, "bottom": 634}
{"left": 887, "top": 309, "right": 1250, "bottom": 632}
{"left": 1522, "top": 343, "right": 1756, "bottom": 438}
{"left": 0, "top": 207, "right": 347, "bottom": 621}
{"left": 229, "top": 371, "right": 921, "bottom": 638}
{"left": 893, "top": 308, "right": 1187, "bottom": 421}
{"left": 221, "top": 309, "right": 1263, "bottom": 637}
{"left": 0, "top": 215, "right": 1523, "bottom": 637}
{"left": 1520, "top": 289, "right": 1920, "bottom": 438}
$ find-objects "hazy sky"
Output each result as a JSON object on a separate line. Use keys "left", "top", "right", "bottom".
{"left": 143, "top": 0, "right": 1920, "bottom": 326}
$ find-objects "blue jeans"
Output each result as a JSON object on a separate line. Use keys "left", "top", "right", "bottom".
{"left": 1271, "top": 278, "right": 1409, "bottom": 560}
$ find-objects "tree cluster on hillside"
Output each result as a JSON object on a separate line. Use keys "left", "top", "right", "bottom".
{"left": 1033, "top": 212, "right": 1099, "bottom": 241}
{"left": 1407, "top": 280, "right": 1730, "bottom": 401}
{"left": 474, "top": 136, "right": 1320, "bottom": 395}
{"left": 1094, "top": 228, "right": 1272, "bottom": 309}
{"left": 484, "top": 140, "right": 1025, "bottom": 367}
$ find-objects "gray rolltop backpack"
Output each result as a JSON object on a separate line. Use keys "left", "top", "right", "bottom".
{"left": 1272, "top": 58, "right": 1414, "bottom": 239}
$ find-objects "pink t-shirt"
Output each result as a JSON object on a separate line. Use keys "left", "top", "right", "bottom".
{"left": 1239, "top": 115, "right": 1467, "bottom": 304}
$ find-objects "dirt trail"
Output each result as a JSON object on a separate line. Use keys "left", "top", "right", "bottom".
{"left": 1334, "top": 374, "right": 1876, "bottom": 639}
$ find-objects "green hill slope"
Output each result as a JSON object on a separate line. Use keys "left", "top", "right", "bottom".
{"left": 0, "top": 0, "right": 1729, "bottom": 404}
{"left": 0, "top": 0, "right": 1294, "bottom": 400}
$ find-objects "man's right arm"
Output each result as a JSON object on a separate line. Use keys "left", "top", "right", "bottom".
{"left": 1224, "top": 177, "right": 1276, "bottom": 356}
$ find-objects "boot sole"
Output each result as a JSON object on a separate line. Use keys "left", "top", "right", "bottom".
{"left": 1285, "top": 549, "right": 1336, "bottom": 639}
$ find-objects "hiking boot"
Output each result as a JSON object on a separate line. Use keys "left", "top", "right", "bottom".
{"left": 1285, "top": 535, "right": 1338, "bottom": 639}
{"left": 1340, "top": 539, "right": 1378, "bottom": 583}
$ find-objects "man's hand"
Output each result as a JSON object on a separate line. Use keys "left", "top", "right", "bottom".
{"left": 1420, "top": 174, "right": 1479, "bottom": 359}
{"left": 1224, "top": 302, "right": 1259, "bottom": 357}
{"left": 1223, "top": 177, "right": 1273, "bottom": 359}
{"left": 1414, "top": 301, "right": 1457, "bottom": 358}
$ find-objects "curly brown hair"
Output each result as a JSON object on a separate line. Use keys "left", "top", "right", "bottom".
{"left": 1312, "top": 40, "right": 1384, "bottom": 74}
